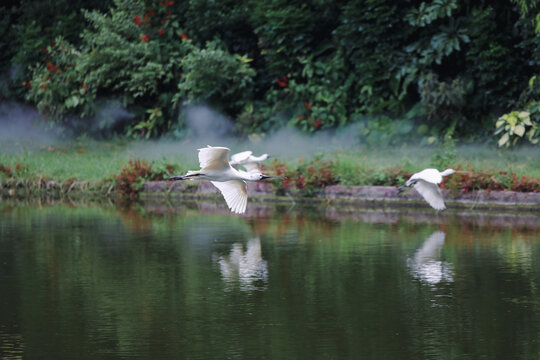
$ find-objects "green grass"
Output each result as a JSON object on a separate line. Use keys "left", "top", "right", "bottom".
{"left": 330, "top": 144, "right": 540, "bottom": 179}
{"left": 1, "top": 138, "right": 539, "bottom": 185}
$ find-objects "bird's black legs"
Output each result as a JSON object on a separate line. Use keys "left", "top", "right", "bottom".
{"left": 170, "top": 174, "right": 200, "bottom": 181}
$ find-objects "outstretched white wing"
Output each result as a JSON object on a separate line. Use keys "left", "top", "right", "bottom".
{"left": 413, "top": 180, "right": 446, "bottom": 210}
{"left": 242, "top": 162, "right": 261, "bottom": 172}
{"left": 198, "top": 146, "right": 231, "bottom": 171}
{"left": 230, "top": 151, "right": 252, "bottom": 164}
{"left": 211, "top": 180, "right": 248, "bottom": 214}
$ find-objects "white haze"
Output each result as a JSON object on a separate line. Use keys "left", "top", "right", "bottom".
{"left": 0, "top": 102, "right": 57, "bottom": 149}
{"left": 126, "top": 104, "right": 362, "bottom": 163}
{"left": 0, "top": 102, "right": 361, "bottom": 161}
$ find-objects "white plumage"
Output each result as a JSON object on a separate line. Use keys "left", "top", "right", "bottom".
{"left": 400, "top": 168, "right": 456, "bottom": 210}
{"left": 230, "top": 151, "right": 270, "bottom": 172}
{"left": 171, "top": 146, "right": 279, "bottom": 214}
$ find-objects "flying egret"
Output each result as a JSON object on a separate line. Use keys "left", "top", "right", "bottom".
{"left": 398, "top": 168, "right": 456, "bottom": 210}
{"left": 229, "top": 151, "right": 270, "bottom": 172}
{"left": 170, "top": 146, "right": 281, "bottom": 214}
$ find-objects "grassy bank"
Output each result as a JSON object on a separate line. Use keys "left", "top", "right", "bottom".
{"left": 1, "top": 138, "right": 539, "bottom": 195}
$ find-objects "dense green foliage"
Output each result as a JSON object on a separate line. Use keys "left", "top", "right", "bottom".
{"left": 1, "top": 0, "right": 539, "bottom": 144}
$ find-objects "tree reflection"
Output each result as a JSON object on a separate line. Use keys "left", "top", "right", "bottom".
{"left": 215, "top": 237, "right": 268, "bottom": 291}
{"left": 408, "top": 231, "right": 454, "bottom": 285}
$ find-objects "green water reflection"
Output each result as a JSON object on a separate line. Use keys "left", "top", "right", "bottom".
{"left": 0, "top": 201, "right": 539, "bottom": 359}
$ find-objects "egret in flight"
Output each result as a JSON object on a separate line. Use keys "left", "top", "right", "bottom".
{"left": 170, "top": 146, "right": 282, "bottom": 214}
{"left": 229, "top": 151, "right": 270, "bottom": 172}
{"left": 398, "top": 168, "right": 456, "bottom": 210}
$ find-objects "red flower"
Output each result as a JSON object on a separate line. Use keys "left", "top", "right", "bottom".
{"left": 133, "top": 15, "right": 143, "bottom": 26}
{"left": 140, "top": 34, "right": 150, "bottom": 42}
{"left": 275, "top": 75, "right": 288, "bottom": 88}
{"left": 313, "top": 120, "right": 322, "bottom": 128}
{"left": 304, "top": 101, "right": 311, "bottom": 110}
{"left": 40, "top": 48, "right": 48, "bottom": 54}
{"left": 157, "top": 28, "right": 165, "bottom": 36}
{"left": 46, "top": 61, "right": 59, "bottom": 72}
{"left": 178, "top": 33, "right": 189, "bottom": 40}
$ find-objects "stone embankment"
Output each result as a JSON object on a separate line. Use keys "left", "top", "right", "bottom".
{"left": 143, "top": 181, "right": 540, "bottom": 211}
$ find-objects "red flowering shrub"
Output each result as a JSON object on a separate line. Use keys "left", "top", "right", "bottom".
{"left": 264, "top": 157, "right": 338, "bottom": 196}
{"left": 441, "top": 164, "right": 540, "bottom": 192}
{"left": 0, "top": 163, "right": 29, "bottom": 180}
{"left": 113, "top": 159, "right": 176, "bottom": 199}
{"left": 26, "top": 38, "right": 90, "bottom": 121}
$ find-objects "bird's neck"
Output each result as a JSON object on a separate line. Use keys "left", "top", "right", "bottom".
{"left": 252, "top": 154, "right": 268, "bottom": 162}
{"left": 238, "top": 169, "right": 262, "bottom": 181}
{"left": 440, "top": 169, "right": 454, "bottom": 176}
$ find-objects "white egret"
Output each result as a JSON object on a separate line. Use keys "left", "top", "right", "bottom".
{"left": 398, "top": 168, "right": 456, "bottom": 210}
{"left": 170, "top": 146, "right": 281, "bottom": 214}
{"left": 229, "top": 151, "right": 270, "bottom": 172}
{"left": 407, "top": 231, "right": 454, "bottom": 285}
{"left": 215, "top": 237, "right": 269, "bottom": 291}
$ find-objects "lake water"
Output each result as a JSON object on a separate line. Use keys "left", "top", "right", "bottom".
{"left": 1, "top": 199, "right": 539, "bottom": 359}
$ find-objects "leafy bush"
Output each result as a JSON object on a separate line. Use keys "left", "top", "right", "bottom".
{"left": 8, "top": 0, "right": 537, "bottom": 140}
{"left": 1, "top": 0, "right": 111, "bottom": 101}
{"left": 173, "top": 40, "right": 256, "bottom": 115}
{"left": 260, "top": 53, "right": 354, "bottom": 133}
{"left": 418, "top": 72, "right": 468, "bottom": 134}
{"left": 24, "top": 0, "right": 190, "bottom": 135}
{"left": 495, "top": 110, "right": 539, "bottom": 147}
{"left": 26, "top": 38, "right": 88, "bottom": 120}
{"left": 113, "top": 158, "right": 176, "bottom": 199}
{"left": 264, "top": 156, "right": 338, "bottom": 196}
{"left": 443, "top": 164, "right": 540, "bottom": 192}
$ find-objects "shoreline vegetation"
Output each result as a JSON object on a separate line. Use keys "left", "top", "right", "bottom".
{"left": 1, "top": 140, "right": 539, "bottom": 210}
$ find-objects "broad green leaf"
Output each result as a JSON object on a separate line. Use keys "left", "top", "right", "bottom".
{"left": 498, "top": 133, "right": 509, "bottom": 147}
{"left": 518, "top": 111, "right": 530, "bottom": 120}
{"left": 514, "top": 124, "right": 525, "bottom": 137}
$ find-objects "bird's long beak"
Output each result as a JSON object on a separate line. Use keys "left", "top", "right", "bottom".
{"left": 169, "top": 175, "right": 187, "bottom": 181}
{"left": 261, "top": 175, "right": 286, "bottom": 180}
{"left": 397, "top": 185, "right": 406, "bottom": 194}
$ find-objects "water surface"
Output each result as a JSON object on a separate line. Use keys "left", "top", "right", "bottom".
{"left": 1, "top": 200, "right": 539, "bottom": 359}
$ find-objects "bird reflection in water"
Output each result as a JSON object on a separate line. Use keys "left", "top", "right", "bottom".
{"left": 215, "top": 237, "right": 269, "bottom": 291}
{"left": 408, "top": 231, "right": 454, "bottom": 285}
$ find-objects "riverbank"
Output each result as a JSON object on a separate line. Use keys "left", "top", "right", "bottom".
{"left": 141, "top": 180, "right": 540, "bottom": 212}
{"left": 2, "top": 178, "right": 539, "bottom": 211}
